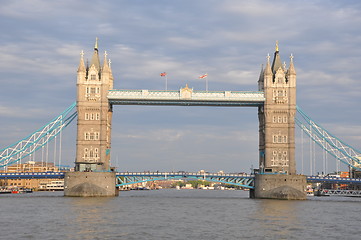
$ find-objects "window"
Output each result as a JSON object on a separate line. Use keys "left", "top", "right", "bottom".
{"left": 91, "top": 74, "right": 96, "bottom": 80}
{"left": 272, "top": 133, "right": 288, "bottom": 143}
{"left": 84, "top": 148, "right": 88, "bottom": 158}
{"left": 94, "top": 148, "right": 99, "bottom": 158}
{"left": 85, "top": 113, "right": 89, "bottom": 120}
{"left": 271, "top": 150, "right": 289, "bottom": 166}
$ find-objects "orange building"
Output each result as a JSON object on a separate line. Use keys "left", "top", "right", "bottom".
{"left": 0, "top": 161, "right": 63, "bottom": 190}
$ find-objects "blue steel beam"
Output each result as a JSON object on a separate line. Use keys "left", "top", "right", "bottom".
{"left": 296, "top": 106, "right": 361, "bottom": 170}
{"left": 0, "top": 172, "right": 65, "bottom": 179}
{"left": 108, "top": 100, "right": 263, "bottom": 107}
{"left": 0, "top": 102, "right": 77, "bottom": 167}
{"left": 307, "top": 176, "right": 361, "bottom": 184}
{"left": 116, "top": 172, "right": 255, "bottom": 189}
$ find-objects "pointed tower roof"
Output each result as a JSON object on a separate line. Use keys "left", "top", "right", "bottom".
{"left": 271, "top": 41, "right": 282, "bottom": 73}
{"left": 258, "top": 64, "right": 264, "bottom": 82}
{"left": 287, "top": 54, "right": 296, "bottom": 75}
{"left": 264, "top": 54, "right": 272, "bottom": 76}
{"left": 102, "top": 51, "right": 111, "bottom": 73}
{"left": 77, "top": 50, "right": 86, "bottom": 72}
{"left": 90, "top": 37, "right": 101, "bottom": 71}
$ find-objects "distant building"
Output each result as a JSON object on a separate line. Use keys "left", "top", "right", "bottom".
{"left": 0, "top": 161, "right": 63, "bottom": 190}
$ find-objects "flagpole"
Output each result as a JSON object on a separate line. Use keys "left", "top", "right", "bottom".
{"left": 199, "top": 73, "right": 208, "bottom": 91}
{"left": 206, "top": 75, "right": 208, "bottom": 92}
{"left": 166, "top": 75, "right": 168, "bottom": 90}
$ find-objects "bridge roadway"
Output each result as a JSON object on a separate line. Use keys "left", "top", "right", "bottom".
{"left": 108, "top": 89, "right": 265, "bottom": 106}
{"left": 1, "top": 172, "right": 361, "bottom": 186}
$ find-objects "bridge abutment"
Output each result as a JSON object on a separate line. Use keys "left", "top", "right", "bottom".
{"left": 250, "top": 174, "right": 307, "bottom": 200}
{"left": 64, "top": 172, "right": 118, "bottom": 197}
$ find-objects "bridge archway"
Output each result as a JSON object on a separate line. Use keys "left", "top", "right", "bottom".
{"left": 111, "top": 105, "right": 259, "bottom": 172}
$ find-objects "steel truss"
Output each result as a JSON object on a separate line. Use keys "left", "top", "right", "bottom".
{"left": 317, "top": 189, "right": 361, "bottom": 197}
{"left": 296, "top": 106, "right": 361, "bottom": 170}
{"left": 116, "top": 172, "right": 254, "bottom": 189}
{"left": 0, "top": 103, "right": 77, "bottom": 167}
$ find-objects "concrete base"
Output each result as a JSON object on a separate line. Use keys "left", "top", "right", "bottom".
{"left": 64, "top": 172, "right": 119, "bottom": 197}
{"left": 250, "top": 174, "right": 307, "bottom": 200}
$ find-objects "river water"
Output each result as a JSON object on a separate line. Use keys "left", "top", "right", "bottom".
{"left": 1, "top": 189, "right": 361, "bottom": 240}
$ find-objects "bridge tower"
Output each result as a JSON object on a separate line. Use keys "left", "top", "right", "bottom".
{"left": 74, "top": 38, "right": 113, "bottom": 172}
{"left": 258, "top": 42, "right": 296, "bottom": 174}
{"left": 252, "top": 42, "right": 307, "bottom": 199}
{"left": 64, "top": 39, "right": 118, "bottom": 197}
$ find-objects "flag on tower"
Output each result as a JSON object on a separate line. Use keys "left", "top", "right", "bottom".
{"left": 160, "top": 72, "right": 167, "bottom": 77}
{"left": 199, "top": 73, "right": 208, "bottom": 79}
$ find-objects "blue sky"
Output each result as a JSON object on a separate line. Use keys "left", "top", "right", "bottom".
{"left": 1, "top": 0, "right": 360, "bottom": 174}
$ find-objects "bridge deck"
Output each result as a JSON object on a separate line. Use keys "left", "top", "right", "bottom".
{"left": 116, "top": 172, "right": 252, "bottom": 178}
{"left": 1, "top": 172, "right": 361, "bottom": 186}
{"left": 108, "top": 89, "right": 265, "bottom": 106}
{"left": 307, "top": 176, "right": 361, "bottom": 184}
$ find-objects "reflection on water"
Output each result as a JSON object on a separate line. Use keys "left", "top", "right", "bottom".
{"left": 252, "top": 200, "right": 303, "bottom": 239}
{"left": 65, "top": 197, "right": 129, "bottom": 240}
{"left": 1, "top": 191, "right": 361, "bottom": 240}
{"left": 69, "top": 198, "right": 113, "bottom": 239}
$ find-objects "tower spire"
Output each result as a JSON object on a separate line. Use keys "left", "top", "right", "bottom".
{"left": 90, "top": 37, "right": 100, "bottom": 71}
{"left": 271, "top": 41, "right": 282, "bottom": 73}
{"left": 287, "top": 54, "right": 296, "bottom": 75}
{"left": 95, "top": 37, "right": 98, "bottom": 50}
{"left": 102, "top": 50, "right": 110, "bottom": 73}
{"left": 264, "top": 54, "right": 272, "bottom": 75}
{"left": 77, "top": 50, "right": 86, "bottom": 72}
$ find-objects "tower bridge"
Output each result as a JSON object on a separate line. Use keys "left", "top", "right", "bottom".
{"left": 63, "top": 39, "right": 306, "bottom": 199}
{"left": 2, "top": 39, "right": 360, "bottom": 199}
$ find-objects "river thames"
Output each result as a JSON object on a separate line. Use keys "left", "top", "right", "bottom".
{"left": 1, "top": 189, "right": 361, "bottom": 240}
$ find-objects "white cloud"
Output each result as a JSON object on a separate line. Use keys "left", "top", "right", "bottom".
{"left": 1, "top": 0, "right": 360, "bottom": 173}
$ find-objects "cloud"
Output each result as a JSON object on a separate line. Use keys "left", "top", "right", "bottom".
{"left": 1, "top": 0, "right": 360, "bottom": 174}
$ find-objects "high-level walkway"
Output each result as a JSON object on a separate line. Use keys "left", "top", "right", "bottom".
{"left": 108, "top": 89, "right": 265, "bottom": 106}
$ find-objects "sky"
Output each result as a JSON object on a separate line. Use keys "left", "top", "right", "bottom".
{"left": 0, "top": 0, "right": 360, "bottom": 174}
